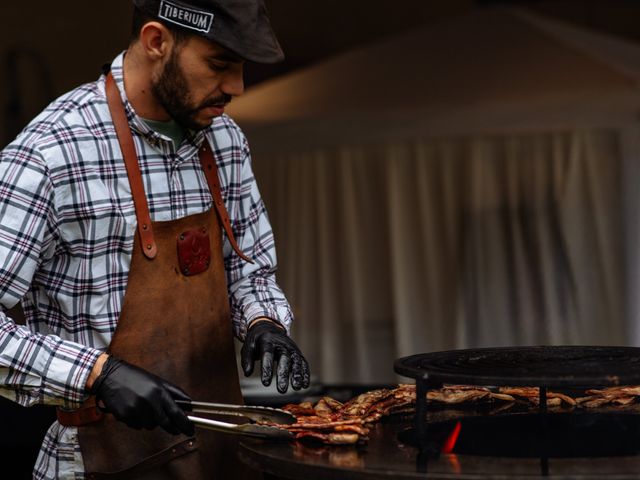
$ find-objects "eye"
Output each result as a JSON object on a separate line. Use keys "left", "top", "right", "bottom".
{"left": 207, "top": 60, "right": 229, "bottom": 72}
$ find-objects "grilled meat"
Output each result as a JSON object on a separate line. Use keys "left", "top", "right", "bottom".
{"left": 270, "top": 382, "right": 640, "bottom": 445}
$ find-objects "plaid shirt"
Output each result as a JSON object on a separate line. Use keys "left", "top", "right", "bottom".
{"left": 0, "top": 52, "right": 292, "bottom": 479}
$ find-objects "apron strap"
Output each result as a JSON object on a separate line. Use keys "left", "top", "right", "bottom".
{"left": 105, "top": 73, "right": 157, "bottom": 260}
{"left": 199, "top": 144, "right": 254, "bottom": 264}
{"left": 105, "top": 72, "right": 252, "bottom": 263}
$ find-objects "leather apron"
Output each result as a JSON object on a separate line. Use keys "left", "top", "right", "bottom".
{"left": 71, "top": 73, "right": 258, "bottom": 479}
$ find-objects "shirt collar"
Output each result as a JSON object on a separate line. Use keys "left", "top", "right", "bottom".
{"left": 106, "top": 51, "right": 208, "bottom": 150}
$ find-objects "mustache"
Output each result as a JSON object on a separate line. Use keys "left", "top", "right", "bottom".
{"left": 198, "top": 94, "right": 233, "bottom": 110}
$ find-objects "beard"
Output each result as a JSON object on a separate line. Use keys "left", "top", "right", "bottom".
{"left": 151, "top": 48, "right": 231, "bottom": 131}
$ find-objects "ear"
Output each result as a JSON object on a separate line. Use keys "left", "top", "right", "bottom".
{"left": 138, "top": 21, "right": 173, "bottom": 62}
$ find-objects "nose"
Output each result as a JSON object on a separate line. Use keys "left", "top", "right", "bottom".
{"left": 221, "top": 64, "right": 245, "bottom": 98}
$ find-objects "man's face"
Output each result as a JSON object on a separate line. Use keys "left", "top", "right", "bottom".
{"left": 151, "top": 35, "right": 245, "bottom": 130}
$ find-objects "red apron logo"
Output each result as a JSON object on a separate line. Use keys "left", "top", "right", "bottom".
{"left": 158, "top": 0, "right": 214, "bottom": 34}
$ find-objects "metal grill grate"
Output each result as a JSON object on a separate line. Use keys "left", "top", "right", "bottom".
{"left": 394, "top": 345, "right": 640, "bottom": 472}
{"left": 394, "top": 346, "right": 640, "bottom": 388}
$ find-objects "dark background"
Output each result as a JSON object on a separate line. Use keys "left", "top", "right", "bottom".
{"left": 246, "top": 0, "right": 640, "bottom": 86}
{"left": 6, "top": 1, "right": 640, "bottom": 144}
{"left": 2, "top": 0, "right": 640, "bottom": 477}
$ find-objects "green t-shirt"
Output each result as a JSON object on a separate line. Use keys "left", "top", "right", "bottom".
{"left": 142, "top": 117, "right": 186, "bottom": 148}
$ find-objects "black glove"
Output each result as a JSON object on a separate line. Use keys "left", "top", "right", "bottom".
{"left": 90, "top": 356, "right": 194, "bottom": 436}
{"left": 241, "top": 322, "right": 311, "bottom": 394}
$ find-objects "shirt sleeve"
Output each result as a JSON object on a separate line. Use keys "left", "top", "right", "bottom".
{"left": 0, "top": 142, "right": 102, "bottom": 408}
{"left": 224, "top": 138, "right": 294, "bottom": 341}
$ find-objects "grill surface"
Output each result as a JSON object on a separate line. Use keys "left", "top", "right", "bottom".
{"left": 239, "top": 415, "right": 640, "bottom": 479}
{"left": 394, "top": 345, "right": 640, "bottom": 387}
{"left": 240, "top": 346, "right": 640, "bottom": 479}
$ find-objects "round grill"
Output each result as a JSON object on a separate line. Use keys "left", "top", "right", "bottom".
{"left": 394, "top": 345, "right": 640, "bottom": 387}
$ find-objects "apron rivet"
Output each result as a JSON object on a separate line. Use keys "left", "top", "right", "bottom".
{"left": 184, "top": 268, "right": 190, "bottom": 275}
{"left": 172, "top": 448, "right": 177, "bottom": 454}
{"left": 146, "top": 244, "right": 152, "bottom": 250}
{"left": 180, "top": 234, "right": 185, "bottom": 241}
{"left": 188, "top": 441, "right": 194, "bottom": 448}
{"left": 142, "top": 224, "right": 148, "bottom": 230}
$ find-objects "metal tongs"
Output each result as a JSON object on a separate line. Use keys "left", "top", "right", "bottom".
{"left": 176, "top": 400, "right": 296, "bottom": 440}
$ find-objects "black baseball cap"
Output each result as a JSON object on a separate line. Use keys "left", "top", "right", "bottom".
{"left": 132, "top": 0, "right": 284, "bottom": 63}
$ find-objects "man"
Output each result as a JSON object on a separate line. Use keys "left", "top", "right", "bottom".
{"left": 0, "top": 0, "right": 309, "bottom": 478}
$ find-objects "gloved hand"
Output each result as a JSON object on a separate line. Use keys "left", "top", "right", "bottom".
{"left": 241, "top": 321, "right": 311, "bottom": 394}
{"left": 90, "top": 356, "right": 194, "bottom": 436}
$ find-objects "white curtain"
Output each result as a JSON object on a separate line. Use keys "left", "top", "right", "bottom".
{"left": 252, "top": 129, "right": 625, "bottom": 384}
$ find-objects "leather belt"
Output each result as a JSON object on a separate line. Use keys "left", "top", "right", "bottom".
{"left": 57, "top": 396, "right": 104, "bottom": 427}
